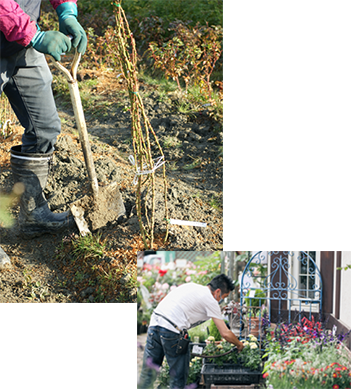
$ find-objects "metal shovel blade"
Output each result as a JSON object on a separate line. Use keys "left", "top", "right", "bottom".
{"left": 52, "top": 51, "right": 125, "bottom": 235}
{"left": 70, "top": 182, "right": 126, "bottom": 235}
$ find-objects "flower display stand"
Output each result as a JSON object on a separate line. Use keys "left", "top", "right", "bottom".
{"left": 201, "top": 363, "right": 262, "bottom": 389}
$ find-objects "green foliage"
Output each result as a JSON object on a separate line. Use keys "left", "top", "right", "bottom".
{"left": 245, "top": 288, "right": 266, "bottom": 307}
{"left": 239, "top": 338, "right": 262, "bottom": 371}
{"left": 188, "top": 320, "right": 211, "bottom": 343}
{"left": 209, "top": 318, "right": 222, "bottom": 341}
{"left": 263, "top": 337, "right": 351, "bottom": 389}
{"left": 337, "top": 264, "right": 351, "bottom": 271}
{"left": 72, "top": 233, "right": 106, "bottom": 259}
{"left": 0, "top": 194, "right": 14, "bottom": 228}
{"left": 187, "top": 356, "right": 202, "bottom": 385}
{"left": 203, "top": 339, "right": 239, "bottom": 366}
{"left": 156, "top": 356, "right": 202, "bottom": 388}
{"left": 118, "top": 0, "right": 222, "bottom": 28}
{"left": 203, "top": 336, "right": 261, "bottom": 370}
{"left": 192, "top": 251, "right": 222, "bottom": 285}
{"left": 156, "top": 360, "right": 170, "bottom": 388}
{"left": 147, "top": 21, "right": 222, "bottom": 98}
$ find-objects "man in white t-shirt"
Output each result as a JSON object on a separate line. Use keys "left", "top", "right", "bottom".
{"left": 138, "top": 274, "right": 244, "bottom": 389}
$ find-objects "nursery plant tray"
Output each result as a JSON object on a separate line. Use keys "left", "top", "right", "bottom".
{"left": 201, "top": 364, "right": 262, "bottom": 387}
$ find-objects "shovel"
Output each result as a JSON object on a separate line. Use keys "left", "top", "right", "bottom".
{"left": 51, "top": 50, "right": 125, "bottom": 236}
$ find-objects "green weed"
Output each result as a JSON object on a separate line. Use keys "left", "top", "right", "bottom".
{"left": 209, "top": 195, "right": 222, "bottom": 210}
{"left": 183, "top": 157, "right": 202, "bottom": 170}
{"left": 23, "top": 269, "right": 50, "bottom": 302}
{"left": 72, "top": 233, "right": 106, "bottom": 260}
{"left": 163, "top": 136, "right": 181, "bottom": 148}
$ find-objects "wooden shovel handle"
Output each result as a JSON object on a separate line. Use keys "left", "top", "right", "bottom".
{"left": 51, "top": 51, "right": 99, "bottom": 199}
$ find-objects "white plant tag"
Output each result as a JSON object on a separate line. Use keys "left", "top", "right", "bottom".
{"left": 169, "top": 219, "right": 207, "bottom": 228}
{"left": 332, "top": 325, "right": 337, "bottom": 336}
{"left": 192, "top": 345, "right": 203, "bottom": 355}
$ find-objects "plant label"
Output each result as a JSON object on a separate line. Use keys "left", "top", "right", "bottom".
{"left": 192, "top": 345, "right": 204, "bottom": 355}
{"left": 332, "top": 325, "right": 337, "bottom": 336}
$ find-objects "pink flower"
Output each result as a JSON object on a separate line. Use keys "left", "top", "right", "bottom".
{"left": 170, "top": 285, "right": 177, "bottom": 291}
{"left": 161, "top": 283, "right": 169, "bottom": 290}
{"left": 137, "top": 276, "right": 144, "bottom": 283}
{"left": 185, "top": 276, "right": 192, "bottom": 282}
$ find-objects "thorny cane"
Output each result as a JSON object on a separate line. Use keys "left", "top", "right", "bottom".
{"left": 112, "top": 2, "right": 169, "bottom": 248}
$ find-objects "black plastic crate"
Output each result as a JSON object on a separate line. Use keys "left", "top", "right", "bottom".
{"left": 201, "top": 363, "right": 262, "bottom": 388}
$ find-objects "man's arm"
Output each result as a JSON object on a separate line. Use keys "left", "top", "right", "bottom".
{"left": 212, "top": 317, "right": 244, "bottom": 351}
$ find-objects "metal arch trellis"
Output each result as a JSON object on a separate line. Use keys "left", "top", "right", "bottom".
{"left": 239, "top": 251, "right": 323, "bottom": 339}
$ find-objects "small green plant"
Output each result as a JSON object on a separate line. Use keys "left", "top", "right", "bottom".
{"left": 337, "top": 264, "right": 351, "bottom": 271}
{"left": 163, "top": 136, "right": 181, "bottom": 148}
{"left": 203, "top": 337, "right": 239, "bottom": 366}
{"left": 209, "top": 195, "right": 222, "bottom": 210}
{"left": 72, "top": 233, "right": 106, "bottom": 260}
{"left": 183, "top": 157, "right": 202, "bottom": 170}
{"left": 245, "top": 289, "right": 266, "bottom": 317}
{"left": 23, "top": 269, "right": 51, "bottom": 302}
{"left": 208, "top": 318, "right": 222, "bottom": 341}
{"left": 167, "top": 161, "right": 178, "bottom": 171}
{"left": 75, "top": 271, "right": 85, "bottom": 282}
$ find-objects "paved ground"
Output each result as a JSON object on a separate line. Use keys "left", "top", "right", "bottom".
{"left": 137, "top": 332, "right": 148, "bottom": 378}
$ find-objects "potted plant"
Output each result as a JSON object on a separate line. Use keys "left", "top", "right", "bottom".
{"left": 245, "top": 288, "right": 266, "bottom": 337}
{"left": 201, "top": 335, "right": 263, "bottom": 388}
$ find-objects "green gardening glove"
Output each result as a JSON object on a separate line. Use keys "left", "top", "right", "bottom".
{"left": 31, "top": 30, "right": 72, "bottom": 61}
{"left": 56, "top": 2, "right": 87, "bottom": 55}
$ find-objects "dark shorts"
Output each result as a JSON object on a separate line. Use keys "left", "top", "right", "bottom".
{"left": 1, "top": 47, "right": 61, "bottom": 153}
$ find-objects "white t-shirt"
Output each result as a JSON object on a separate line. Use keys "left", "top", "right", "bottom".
{"left": 149, "top": 283, "right": 223, "bottom": 333}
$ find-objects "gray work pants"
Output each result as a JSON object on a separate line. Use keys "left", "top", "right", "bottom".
{"left": 0, "top": 47, "right": 61, "bottom": 153}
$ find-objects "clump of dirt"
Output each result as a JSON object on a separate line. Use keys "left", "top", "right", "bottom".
{"left": 0, "top": 88, "right": 222, "bottom": 303}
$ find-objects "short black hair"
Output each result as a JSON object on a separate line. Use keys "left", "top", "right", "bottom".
{"left": 207, "top": 274, "right": 234, "bottom": 294}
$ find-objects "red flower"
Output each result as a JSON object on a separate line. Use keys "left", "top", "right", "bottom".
{"left": 263, "top": 372, "right": 269, "bottom": 379}
{"left": 333, "top": 385, "right": 339, "bottom": 389}
{"left": 158, "top": 269, "right": 168, "bottom": 277}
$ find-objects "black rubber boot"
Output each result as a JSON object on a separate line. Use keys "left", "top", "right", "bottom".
{"left": 10, "top": 145, "right": 75, "bottom": 238}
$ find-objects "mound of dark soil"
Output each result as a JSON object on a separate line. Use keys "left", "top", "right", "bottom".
{"left": 0, "top": 89, "right": 222, "bottom": 302}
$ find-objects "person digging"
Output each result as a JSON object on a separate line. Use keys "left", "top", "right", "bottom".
{"left": 0, "top": 0, "right": 87, "bottom": 238}
{"left": 138, "top": 274, "right": 244, "bottom": 389}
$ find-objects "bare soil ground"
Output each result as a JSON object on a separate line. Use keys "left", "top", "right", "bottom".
{"left": 0, "top": 65, "right": 223, "bottom": 303}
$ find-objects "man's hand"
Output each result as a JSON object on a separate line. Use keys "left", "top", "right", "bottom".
{"left": 212, "top": 317, "right": 244, "bottom": 350}
{"left": 32, "top": 31, "right": 71, "bottom": 61}
{"left": 236, "top": 341, "right": 244, "bottom": 352}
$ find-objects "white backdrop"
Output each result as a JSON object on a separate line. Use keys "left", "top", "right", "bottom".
{"left": 225, "top": 0, "right": 351, "bottom": 249}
